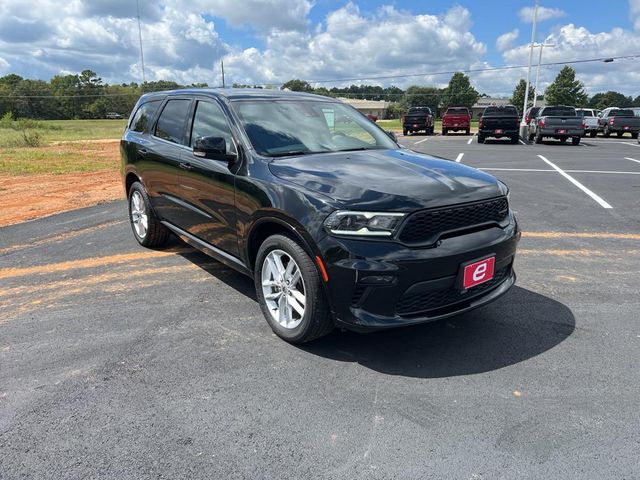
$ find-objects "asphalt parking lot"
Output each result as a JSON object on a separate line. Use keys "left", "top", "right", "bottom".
{"left": 1, "top": 134, "right": 639, "bottom": 479}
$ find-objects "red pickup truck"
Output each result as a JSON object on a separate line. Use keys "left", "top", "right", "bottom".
{"left": 442, "top": 107, "right": 471, "bottom": 135}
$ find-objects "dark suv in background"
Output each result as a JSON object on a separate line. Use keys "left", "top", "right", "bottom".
{"left": 121, "top": 89, "right": 520, "bottom": 343}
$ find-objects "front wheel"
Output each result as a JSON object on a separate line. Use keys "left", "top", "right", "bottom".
{"left": 255, "top": 235, "right": 333, "bottom": 343}
{"left": 403, "top": 128, "right": 408, "bottom": 136}
{"left": 617, "top": 131, "right": 623, "bottom": 138}
{"left": 128, "top": 182, "right": 170, "bottom": 247}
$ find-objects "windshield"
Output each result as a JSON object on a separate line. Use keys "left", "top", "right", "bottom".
{"left": 610, "top": 109, "right": 634, "bottom": 117}
{"left": 232, "top": 99, "right": 397, "bottom": 157}
{"left": 446, "top": 108, "right": 469, "bottom": 115}
{"left": 542, "top": 107, "right": 576, "bottom": 116}
{"left": 483, "top": 106, "right": 518, "bottom": 116}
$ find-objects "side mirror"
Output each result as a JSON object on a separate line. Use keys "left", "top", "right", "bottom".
{"left": 386, "top": 130, "right": 397, "bottom": 142}
{"left": 193, "top": 136, "right": 236, "bottom": 162}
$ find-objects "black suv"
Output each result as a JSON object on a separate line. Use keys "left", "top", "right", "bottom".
{"left": 121, "top": 89, "right": 520, "bottom": 343}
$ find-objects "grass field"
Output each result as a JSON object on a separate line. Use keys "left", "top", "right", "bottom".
{"left": 0, "top": 119, "right": 125, "bottom": 175}
{"left": 378, "top": 119, "right": 480, "bottom": 132}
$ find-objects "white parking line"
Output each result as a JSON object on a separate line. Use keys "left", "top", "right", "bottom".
{"left": 455, "top": 153, "right": 464, "bottom": 163}
{"left": 414, "top": 137, "right": 429, "bottom": 145}
{"left": 537, "top": 155, "right": 613, "bottom": 209}
{"left": 624, "top": 157, "right": 640, "bottom": 164}
{"left": 518, "top": 139, "right": 527, "bottom": 145}
{"left": 621, "top": 142, "right": 640, "bottom": 147}
{"left": 467, "top": 137, "right": 473, "bottom": 145}
{"left": 481, "top": 167, "right": 640, "bottom": 175}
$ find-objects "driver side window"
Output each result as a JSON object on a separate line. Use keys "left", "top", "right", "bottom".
{"left": 190, "top": 100, "right": 236, "bottom": 154}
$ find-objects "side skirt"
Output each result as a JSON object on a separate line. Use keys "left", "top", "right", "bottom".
{"left": 161, "top": 221, "right": 252, "bottom": 277}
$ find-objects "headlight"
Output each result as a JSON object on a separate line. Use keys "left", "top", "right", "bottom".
{"left": 498, "top": 180, "right": 510, "bottom": 202}
{"left": 324, "top": 211, "right": 405, "bottom": 237}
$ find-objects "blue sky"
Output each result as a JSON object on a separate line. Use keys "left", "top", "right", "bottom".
{"left": 1, "top": 0, "right": 639, "bottom": 96}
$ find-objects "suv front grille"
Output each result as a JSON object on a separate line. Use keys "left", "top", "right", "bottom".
{"left": 397, "top": 197, "right": 509, "bottom": 245}
{"left": 396, "top": 265, "right": 511, "bottom": 317}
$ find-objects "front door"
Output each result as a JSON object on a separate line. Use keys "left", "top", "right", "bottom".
{"left": 179, "top": 98, "right": 239, "bottom": 257}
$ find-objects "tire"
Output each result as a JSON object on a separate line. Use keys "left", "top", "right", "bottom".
{"left": 572, "top": 136, "right": 581, "bottom": 146}
{"left": 477, "top": 135, "right": 485, "bottom": 144}
{"left": 403, "top": 128, "right": 407, "bottom": 136}
{"left": 528, "top": 133, "right": 535, "bottom": 142}
{"left": 255, "top": 234, "right": 333, "bottom": 343}
{"left": 589, "top": 131, "right": 597, "bottom": 138}
{"left": 465, "top": 129, "right": 470, "bottom": 135}
{"left": 616, "top": 132, "right": 623, "bottom": 138}
{"left": 128, "top": 181, "right": 170, "bottom": 248}
{"left": 511, "top": 135, "right": 519, "bottom": 144}
{"left": 429, "top": 126, "right": 435, "bottom": 135}
{"left": 632, "top": 133, "right": 638, "bottom": 140}
{"left": 535, "top": 131, "right": 543, "bottom": 144}
{"left": 442, "top": 128, "right": 448, "bottom": 136}
{"left": 603, "top": 126, "right": 610, "bottom": 138}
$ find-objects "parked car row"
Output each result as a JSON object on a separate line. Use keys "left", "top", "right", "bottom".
{"left": 401, "top": 106, "right": 472, "bottom": 136}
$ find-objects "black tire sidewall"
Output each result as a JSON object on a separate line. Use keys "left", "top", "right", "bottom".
{"left": 254, "top": 235, "right": 331, "bottom": 343}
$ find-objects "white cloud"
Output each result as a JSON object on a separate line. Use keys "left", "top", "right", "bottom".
{"left": 630, "top": 0, "right": 640, "bottom": 30}
{"left": 496, "top": 29, "right": 519, "bottom": 52}
{"left": 518, "top": 6, "right": 566, "bottom": 23}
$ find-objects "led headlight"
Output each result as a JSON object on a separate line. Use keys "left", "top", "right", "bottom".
{"left": 324, "top": 211, "right": 406, "bottom": 237}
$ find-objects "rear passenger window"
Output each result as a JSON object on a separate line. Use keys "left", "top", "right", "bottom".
{"left": 155, "top": 99, "right": 191, "bottom": 145}
{"left": 190, "top": 101, "right": 236, "bottom": 153}
{"left": 129, "top": 100, "right": 161, "bottom": 132}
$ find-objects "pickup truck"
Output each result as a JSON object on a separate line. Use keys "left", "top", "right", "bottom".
{"left": 598, "top": 108, "right": 640, "bottom": 138}
{"left": 401, "top": 107, "right": 434, "bottom": 135}
{"left": 442, "top": 107, "right": 471, "bottom": 135}
{"left": 527, "top": 106, "right": 584, "bottom": 145}
{"left": 576, "top": 108, "right": 599, "bottom": 137}
{"left": 477, "top": 105, "right": 520, "bottom": 144}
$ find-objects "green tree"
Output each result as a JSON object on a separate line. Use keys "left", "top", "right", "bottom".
{"left": 510, "top": 79, "right": 535, "bottom": 111}
{"left": 441, "top": 72, "right": 479, "bottom": 109}
{"left": 588, "top": 91, "right": 633, "bottom": 110}
{"left": 282, "top": 79, "right": 313, "bottom": 92}
{"left": 544, "top": 66, "right": 588, "bottom": 106}
{"left": 400, "top": 86, "right": 442, "bottom": 116}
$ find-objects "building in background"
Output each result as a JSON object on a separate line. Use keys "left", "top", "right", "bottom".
{"left": 339, "top": 98, "right": 389, "bottom": 119}
{"left": 471, "top": 97, "right": 547, "bottom": 118}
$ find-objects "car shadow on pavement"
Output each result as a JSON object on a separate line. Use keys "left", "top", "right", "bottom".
{"left": 300, "top": 287, "right": 575, "bottom": 379}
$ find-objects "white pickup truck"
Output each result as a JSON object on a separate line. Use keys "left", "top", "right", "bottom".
{"left": 576, "top": 108, "right": 600, "bottom": 138}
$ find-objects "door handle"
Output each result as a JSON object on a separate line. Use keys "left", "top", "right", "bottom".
{"left": 179, "top": 162, "right": 194, "bottom": 171}
{"left": 138, "top": 148, "right": 148, "bottom": 157}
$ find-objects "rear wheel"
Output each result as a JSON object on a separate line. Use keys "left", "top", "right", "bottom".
{"left": 403, "top": 128, "right": 407, "bottom": 136}
{"left": 465, "top": 128, "right": 470, "bottom": 135}
{"left": 255, "top": 235, "right": 333, "bottom": 343}
{"left": 603, "top": 125, "right": 610, "bottom": 138}
{"left": 572, "top": 136, "right": 581, "bottom": 146}
{"left": 535, "top": 131, "right": 543, "bottom": 144}
{"left": 617, "top": 131, "right": 623, "bottom": 138}
{"left": 632, "top": 132, "right": 638, "bottom": 139}
{"left": 589, "top": 131, "right": 597, "bottom": 138}
{"left": 442, "top": 128, "right": 448, "bottom": 136}
{"left": 511, "top": 135, "right": 519, "bottom": 144}
{"left": 128, "top": 182, "right": 170, "bottom": 248}
{"left": 477, "top": 135, "right": 485, "bottom": 144}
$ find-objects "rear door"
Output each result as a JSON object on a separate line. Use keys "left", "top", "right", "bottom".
{"left": 145, "top": 97, "right": 193, "bottom": 226}
{"left": 179, "top": 98, "right": 240, "bottom": 257}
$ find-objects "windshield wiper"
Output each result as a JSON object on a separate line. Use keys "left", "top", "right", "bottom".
{"left": 334, "top": 147, "right": 371, "bottom": 152}
{"left": 265, "top": 150, "right": 310, "bottom": 157}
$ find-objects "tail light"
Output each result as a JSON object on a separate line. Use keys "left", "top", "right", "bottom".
{"left": 609, "top": 118, "right": 615, "bottom": 125}
{"left": 479, "top": 118, "right": 483, "bottom": 129}
{"left": 539, "top": 119, "right": 545, "bottom": 128}
{"left": 581, "top": 120, "right": 586, "bottom": 129}
{"left": 525, "top": 115, "right": 530, "bottom": 124}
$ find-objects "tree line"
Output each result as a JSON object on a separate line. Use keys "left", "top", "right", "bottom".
{"left": 1, "top": 66, "right": 637, "bottom": 121}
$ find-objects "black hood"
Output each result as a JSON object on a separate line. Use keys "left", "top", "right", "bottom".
{"left": 268, "top": 149, "right": 504, "bottom": 211}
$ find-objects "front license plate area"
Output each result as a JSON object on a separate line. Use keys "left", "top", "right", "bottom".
{"left": 460, "top": 256, "right": 495, "bottom": 290}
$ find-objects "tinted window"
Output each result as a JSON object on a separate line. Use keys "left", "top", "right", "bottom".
{"left": 577, "top": 110, "right": 593, "bottom": 117}
{"left": 190, "top": 101, "right": 236, "bottom": 153}
{"left": 610, "top": 109, "right": 634, "bottom": 117}
{"left": 483, "top": 106, "right": 518, "bottom": 116}
{"left": 155, "top": 99, "right": 191, "bottom": 144}
{"left": 407, "top": 107, "right": 431, "bottom": 115}
{"left": 447, "top": 108, "right": 469, "bottom": 115}
{"left": 542, "top": 107, "right": 576, "bottom": 116}
{"left": 129, "top": 100, "right": 161, "bottom": 132}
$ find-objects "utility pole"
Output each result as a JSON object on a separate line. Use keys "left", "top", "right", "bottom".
{"left": 520, "top": 0, "right": 538, "bottom": 137}
{"left": 221, "top": 60, "right": 225, "bottom": 88}
{"left": 533, "top": 43, "right": 555, "bottom": 107}
{"left": 136, "top": 0, "right": 146, "bottom": 85}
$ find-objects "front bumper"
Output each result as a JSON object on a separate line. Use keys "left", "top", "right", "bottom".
{"left": 318, "top": 215, "right": 520, "bottom": 331}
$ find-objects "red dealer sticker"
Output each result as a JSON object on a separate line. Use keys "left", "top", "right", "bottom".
{"left": 462, "top": 256, "right": 495, "bottom": 289}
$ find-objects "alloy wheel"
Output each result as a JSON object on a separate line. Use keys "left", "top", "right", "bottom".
{"left": 130, "top": 191, "right": 148, "bottom": 239}
{"left": 261, "top": 249, "right": 306, "bottom": 329}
